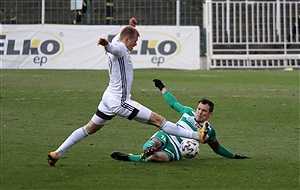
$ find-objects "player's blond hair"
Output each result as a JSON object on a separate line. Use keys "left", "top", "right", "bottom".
{"left": 119, "top": 26, "right": 140, "bottom": 40}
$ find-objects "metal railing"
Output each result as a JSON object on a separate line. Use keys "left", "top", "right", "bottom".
{"left": 0, "top": 0, "right": 206, "bottom": 55}
{"left": 205, "top": 0, "right": 300, "bottom": 68}
{"left": 2, "top": 0, "right": 299, "bottom": 68}
{"left": 1, "top": 0, "right": 204, "bottom": 25}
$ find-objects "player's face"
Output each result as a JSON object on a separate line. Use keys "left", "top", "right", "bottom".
{"left": 125, "top": 34, "right": 139, "bottom": 51}
{"left": 194, "top": 103, "right": 213, "bottom": 122}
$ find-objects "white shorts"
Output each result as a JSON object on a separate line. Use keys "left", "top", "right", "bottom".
{"left": 91, "top": 92, "right": 152, "bottom": 126}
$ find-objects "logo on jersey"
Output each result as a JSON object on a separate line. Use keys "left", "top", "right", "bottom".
{"left": 185, "top": 115, "right": 202, "bottom": 129}
{"left": 177, "top": 113, "right": 202, "bottom": 131}
{"left": 128, "top": 54, "right": 132, "bottom": 65}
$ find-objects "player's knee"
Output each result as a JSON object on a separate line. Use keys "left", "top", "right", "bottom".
{"left": 148, "top": 112, "right": 164, "bottom": 127}
{"left": 152, "top": 138, "right": 163, "bottom": 149}
{"left": 85, "top": 121, "right": 103, "bottom": 135}
{"left": 148, "top": 152, "right": 169, "bottom": 162}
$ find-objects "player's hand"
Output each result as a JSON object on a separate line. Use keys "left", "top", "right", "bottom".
{"left": 200, "top": 134, "right": 209, "bottom": 144}
{"left": 129, "top": 17, "right": 138, "bottom": 27}
{"left": 98, "top": 38, "right": 109, "bottom": 46}
{"left": 153, "top": 79, "right": 165, "bottom": 91}
{"left": 140, "top": 147, "right": 157, "bottom": 159}
{"left": 198, "top": 121, "right": 209, "bottom": 143}
{"left": 233, "top": 154, "right": 249, "bottom": 159}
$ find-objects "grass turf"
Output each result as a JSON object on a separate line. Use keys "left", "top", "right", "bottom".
{"left": 1, "top": 69, "right": 299, "bottom": 190}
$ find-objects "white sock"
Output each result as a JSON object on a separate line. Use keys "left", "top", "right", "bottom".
{"left": 55, "top": 126, "right": 89, "bottom": 157}
{"left": 160, "top": 120, "right": 200, "bottom": 140}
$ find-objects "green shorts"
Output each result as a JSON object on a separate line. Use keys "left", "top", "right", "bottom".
{"left": 150, "top": 131, "right": 183, "bottom": 161}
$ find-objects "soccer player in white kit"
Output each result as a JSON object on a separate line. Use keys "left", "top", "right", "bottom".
{"left": 48, "top": 18, "right": 204, "bottom": 166}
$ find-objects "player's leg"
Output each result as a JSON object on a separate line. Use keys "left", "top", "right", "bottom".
{"left": 140, "top": 137, "right": 160, "bottom": 159}
{"left": 142, "top": 139, "right": 156, "bottom": 150}
{"left": 159, "top": 118, "right": 200, "bottom": 140}
{"left": 48, "top": 106, "right": 113, "bottom": 166}
{"left": 54, "top": 119, "right": 104, "bottom": 158}
{"left": 116, "top": 99, "right": 202, "bottom": 141}
{"left": 129, "top": 151, "right": 170, "bottom": 162}
{"left": 48, "top": 118, "right": 105, "bottom": 166}
{"left": 48, "top": 93, "right": 118, "bottom": 166}
{"left": 110, "top": 152, "right": 148, "bottom": 162}
{"left": 142, "top": 132, "right": 182, "bottom": 162}
{"left": 111, "top": 132, "right": 181, "bottom": 162}
{"left": 110, "top": 151, "right": 169, "bottom": 162}
{"left": 142, "top": 133, "right": 162, "bottom": 151}
{"left": 48, "top": 124, "right": 90, "bottom": 166}
{"left": 147, "top": 152, "right": 170, "bottom": 162}
{"left": 55, "top": 110, "right": 108, "bottom": 158}
{"left": 120, "top": 99, "right": 200, "bottom": 140}
{"left": 137, "top": 107, "right": 200, "bottom": 140}
{"left": 141, "top": 133, "right": 168, "bottom": 162}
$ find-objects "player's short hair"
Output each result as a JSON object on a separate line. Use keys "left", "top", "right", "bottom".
{"left": 120, "top": 25, "right": 140, "bottom": 40}
{"left": 198, "top": 98, "right": 214, "bottom": 112}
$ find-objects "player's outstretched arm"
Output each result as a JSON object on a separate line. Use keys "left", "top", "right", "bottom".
{"left": 209, "top": 140, "right": 249, "bottom": 159}
{"left": 98, "top": 37, "right": 122, "bottom": 55}
{"left": 153, "top": 79, "right": 193, "bottom": 115}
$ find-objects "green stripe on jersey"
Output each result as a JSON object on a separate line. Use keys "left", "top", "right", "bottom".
{"left": 177, "top": 111, "right": 201, "bottom": 132}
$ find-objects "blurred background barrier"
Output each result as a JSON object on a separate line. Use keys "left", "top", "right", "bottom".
{"left": 1, "top": 0, "right": 299, "bottom": 69}
{"left": 1, "top": 25, "right": 200, "bottom": 70}
{"left": 0, "top": 0, "right": 204, "bottom": 55}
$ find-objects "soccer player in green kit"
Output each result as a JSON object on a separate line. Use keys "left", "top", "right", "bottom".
{"left": 111, "top": 79, "right": 249, "bottom": 162}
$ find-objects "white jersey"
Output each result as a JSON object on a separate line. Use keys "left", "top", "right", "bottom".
{"left": 92, "top": 33, "right": 152, "bottom": 125}
{"left": 104, "top": 34, "right": 133, "bottom": 101}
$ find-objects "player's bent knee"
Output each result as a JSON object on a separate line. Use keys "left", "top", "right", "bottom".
{"left": 85, "top": 120, "right": 104, "bottom": 134}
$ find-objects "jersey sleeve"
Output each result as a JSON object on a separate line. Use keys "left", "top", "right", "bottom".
{"left": 104, "top": 42, "right": 122, "bottom": 57}
{"left": 163, "top": 90, "right": 193, "bottom": 115}
{"left": 111, "top": 33, "right": 120, "bottom": 43}
{"left": 211, "top": 144, "right": 235, "bottom": 158}
{"left": 207, "top": 127, "right": 235, "bottom": 158}
{"left": 104, "top": 33, "right": 122, "bottom": 56}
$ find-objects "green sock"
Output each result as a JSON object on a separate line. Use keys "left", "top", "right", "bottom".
{"left": 128, "top": 155, "right": 148, "bottom": 162}
{"left": 127, "top": 140, "right": 155, "bottom": 162}
{"left": 142, "top": 140, "right": 156, "bottom": 151}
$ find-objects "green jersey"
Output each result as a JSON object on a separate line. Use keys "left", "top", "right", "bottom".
{"left": 129, "top": 90, "right": 236, "bottom": 162}
{"left": 163, "top": 90, "right": 235, "bottom": 158}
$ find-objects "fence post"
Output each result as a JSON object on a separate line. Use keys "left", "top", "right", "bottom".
{"left": 226, "top": 0, "right": 230, "bottom": 41}
{"left": 176, "top": 0, "right": 180, "bottom": 26}
{"left": 205, "top": 0, "right": 212, "bottom": 70}
{"left": 106, "top": 0, "right": 113, "bottom": 25}
{"left": 87, "top": 0, "right": 91, "bottom": 24}
{"left": 276, "top": 0, "right": 281, "bottom": 40}
{"left": 41, "top": 0, "right": 45, "bottom": 24}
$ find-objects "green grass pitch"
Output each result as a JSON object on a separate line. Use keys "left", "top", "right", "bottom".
{"left": 1, "top": 69, "right": 299, "bottom": 189}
